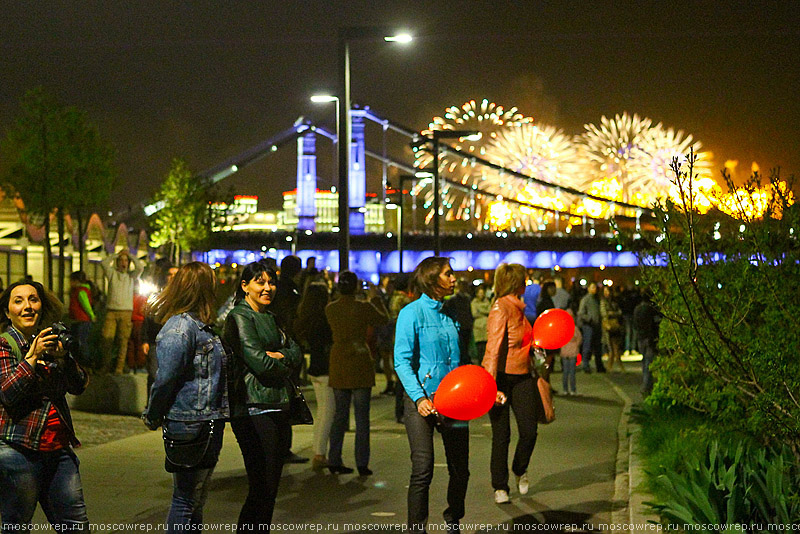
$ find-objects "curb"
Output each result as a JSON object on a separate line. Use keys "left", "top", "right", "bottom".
{"left": 604, "top": 375, "right": 659, "bottom": 532}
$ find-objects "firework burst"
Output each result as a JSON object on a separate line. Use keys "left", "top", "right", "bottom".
{"left": 475, "top": 123, "right": 582, "bottom": 230}
{"left": 412, "top": 99, "right": 533, "bottom": 227}
{"left": 576, "top": 112, "right": 717, "bottom": 215}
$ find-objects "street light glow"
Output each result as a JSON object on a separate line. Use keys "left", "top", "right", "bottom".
{"left": 384, "top": 33, "right": 412, "bottom": 43}
{"left": 311, "top": 94, "right": 338, "bottom": 103}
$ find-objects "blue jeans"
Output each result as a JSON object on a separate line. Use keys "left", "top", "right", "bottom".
{"left": 624, "top": 315, "right": 639, "bottom": 354}
{"left": 561, "top": 357, "right": 577, "bottom": 394}
{"left": 0, "top": 440, "right": 88, "bottom": 533}
{"left": 580, "top": 323, "right": 605, "bottom": 372}
{"left": 163, "top": 420, "right": 224, "bottom": 534}
{"left": 329, "top": 388, "right": 371, "bottom": 468}
{"left": 403, "top": 395, "right": 469, "bottom": 532}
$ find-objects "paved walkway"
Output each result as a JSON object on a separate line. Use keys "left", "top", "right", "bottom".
{"left": 32, "top": 366, "right": 647, "bottom": 533}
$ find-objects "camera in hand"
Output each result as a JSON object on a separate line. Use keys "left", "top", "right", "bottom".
{"left": 49, "top": 321, "right": 77, "bottom": 353}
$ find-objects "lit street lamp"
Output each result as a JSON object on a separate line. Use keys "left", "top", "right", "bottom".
{"left": 338, "top": 27, "right": 411, "bottom": 271}
{"left": 310, "top": 94, "right": 340, "bottom": 231}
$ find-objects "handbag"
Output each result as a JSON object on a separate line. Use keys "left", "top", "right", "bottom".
{"left": 534, "top": 375, "right": 555, "bottom": 424}
{"left": 162, "top": 420, "right": 218, "bottom": 472}
{"left": 286, "top": 378, "right": 314, "bottom": 426}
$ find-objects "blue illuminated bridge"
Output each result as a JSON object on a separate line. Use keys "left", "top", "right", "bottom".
{"left": 185, "top": 105, "right": 654, "bottom": 280}
{"left": 204, "top": 230, "right": 645, "bottom": 282}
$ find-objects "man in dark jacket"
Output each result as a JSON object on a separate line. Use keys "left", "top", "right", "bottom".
{"left": 442, "top": 279, "right": 474, "bottom": 365}
{"left": 633, "top": 292, "right": 661, "bottom": 395}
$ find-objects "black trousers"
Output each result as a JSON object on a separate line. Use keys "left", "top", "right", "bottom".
{"left": 231, "top": 412, "right": 291, "bottom": 533}
{"left": 403, "top": 395, "right": 469, "bottom": 533}
{"left": 488, "top": 373, "right": 539, "bottom": 492}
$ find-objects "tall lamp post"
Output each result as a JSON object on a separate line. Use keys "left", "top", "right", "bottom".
{"left": 426, "top": 130, "right": 480, "bottom": 256}
{"left": 338, "top": 27, "right": 411, "bottom": 272}
{"left": 310, "top": 94, "right": 340, "bottom": 229}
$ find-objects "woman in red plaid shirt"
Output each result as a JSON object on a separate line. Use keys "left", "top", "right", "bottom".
{"left": 0, "top": 280, "right": 90, "bottom": 532}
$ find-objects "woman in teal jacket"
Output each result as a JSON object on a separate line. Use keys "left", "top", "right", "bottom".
{"left": 394, "top": 256, "right": 468, "bottom": 533}
{"left": 223, "top": 261, "right": 302, "bottom": 532}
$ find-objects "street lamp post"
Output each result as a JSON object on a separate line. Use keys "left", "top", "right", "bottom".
{"left": 427, "top": 130, "right": 480, "bottom": 256}
{"left": 395, "top": 174, "right": 416, "bottom": 273}
{"left": 337, "top": 27, "right": 411, "bottom": 272}
{"left": 310, "top": 94, "right": 340, "bottom": 235}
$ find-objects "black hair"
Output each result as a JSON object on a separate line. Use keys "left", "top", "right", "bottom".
{"left": 234, "top": 262, "right": 277, "bottom": 304}
{"left": 337, "top": 271, "right": 358, "bottom": 296}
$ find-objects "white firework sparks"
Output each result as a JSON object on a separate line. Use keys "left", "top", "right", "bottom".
{"left": 577, "top": 112, "right": 654, "bottom": 191}
{"left": 476, "top": 123, "right": 583, "bottom": 230}
{"left": 415, "top": 98, "right": 533, "bottom": 171}
{"left": 413, "top": 99, "right": 533, "bottom": 226}
{"left": 576, "top": 113, "right": 718, "bottom": 215}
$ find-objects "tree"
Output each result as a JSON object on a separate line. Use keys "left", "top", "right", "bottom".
{"left": 149, "top": 158, "right": 229, "bottom": 264}
{"left": 61, "top": 109, "right": 116, "bottom": 272}
{"left": 1, "top": 87, "right": 115, "bottom": 297}
{"left": 625, "top": 151, "right": 800, "bottom": 452}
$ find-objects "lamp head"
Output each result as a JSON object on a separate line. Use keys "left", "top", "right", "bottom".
{"left": 311, "top": 95, "right": 338, "bottom": 103}
{"left": 384, "top": 33, "right": 412, "bottom": 43}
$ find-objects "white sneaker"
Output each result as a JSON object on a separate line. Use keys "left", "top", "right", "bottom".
{"left": 517, "top": 473, "right": 529, "bottom": 495}
{"left": 494, "top": 489, "right": 510, "bottom": 504}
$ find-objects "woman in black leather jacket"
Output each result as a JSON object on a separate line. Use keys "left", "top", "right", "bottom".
{"left": 223, "top": 261, "right": 303, "bottom": 532}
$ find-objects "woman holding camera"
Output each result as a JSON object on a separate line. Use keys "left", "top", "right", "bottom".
{"left": 0, "top": 280, "right": 90, "bottom": 532}
{"left": 223, "top": 261, "right": 303, "bottom": 532}
{"left": 143, "top": 262, "right": 229, "bottom": 533}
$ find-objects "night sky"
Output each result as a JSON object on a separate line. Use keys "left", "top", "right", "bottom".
{"left": 2, "top": 1, "right": 798, "bottom": 218}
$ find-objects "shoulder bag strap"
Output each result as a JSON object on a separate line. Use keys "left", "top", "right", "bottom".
{"left": 0, "top": 332, "right": 23, "bottom": 362}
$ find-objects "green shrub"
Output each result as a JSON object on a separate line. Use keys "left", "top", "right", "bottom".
{"left": 645, "top": 438, "right": 800, "bottom": 530}
{"left": 621, "top": 156, "right": 800, "bottom": 451}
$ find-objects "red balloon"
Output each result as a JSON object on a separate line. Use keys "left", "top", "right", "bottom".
{"left": 533, "top": 308, "right": 575, "bottom": 350}
{"left": 433, "top": 365, "right": 497, "bottom": 421}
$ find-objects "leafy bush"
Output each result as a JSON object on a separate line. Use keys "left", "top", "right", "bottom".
{"left": 633, "top": 404, "right": 800, "bottom": 529}
{"left": 624, "top": 155, "right": 800, "bottom": 451}
{"left": 646, "top": 439, "right": 800, "bottom": 529}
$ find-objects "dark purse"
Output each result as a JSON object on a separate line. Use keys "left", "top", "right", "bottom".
{"left": 163, "top": 420, "right": 218, "bottom": 473}
{"left": 286, "top": 378, "right": 314, "bottom": 425}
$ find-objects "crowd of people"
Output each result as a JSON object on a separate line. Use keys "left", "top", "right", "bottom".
{"left": 0, "top": 253, "right": 660, "bottom": 533}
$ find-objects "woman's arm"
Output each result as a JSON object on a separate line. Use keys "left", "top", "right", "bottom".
{"left": 276, "top": 334, "right": 303, "bottom": 371}
{"left": 62, "top": 350, "right": 89, "bottom": 395}
{"left": 393, "top": 307, "right": 424, "bottom": 403}
{"left": 228, "top": 312, "right": 293, "bottom": 380}
{"left": 0, "top": 343, "right": 39, "bottom": 408}
{"left": 366, "top": 296, "right": 390, "bottom": 327}
{"left": 145, "top": 319, "right": 193, "bottom": 425}
{"left": 482, "top": 304, "right": 508, "bottom": 378}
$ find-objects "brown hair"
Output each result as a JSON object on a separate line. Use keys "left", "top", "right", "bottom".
{"left": 0, "top": 280, "right": 63, "bottom": 332}
{"left": 411, "top": 256, "right": 451, "bottom": 299}
{"left": 294, "top": 282, "right": 330, "bottom": 344}
{"left": 493, "top": 263, "right": 527, "bottom": 299}
{"left": 150, "top": 262, "right": 216, "bottom": 324}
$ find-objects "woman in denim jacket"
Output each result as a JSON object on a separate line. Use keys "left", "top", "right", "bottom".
{"left": 394, "top": 257, "right": 468, "bottom": 533}
{"left": 223, "top": 261, "right": 303, "bottom": 532}
{"left": 143, "top": 262, "right": 229, "bottom": 533}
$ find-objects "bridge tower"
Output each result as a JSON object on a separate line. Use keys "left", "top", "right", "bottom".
{"left": 296, "top": 131, "right": 317, "bottom": 231}
{"left": 349, "top": 108, "right": 367, "bottom": 235}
